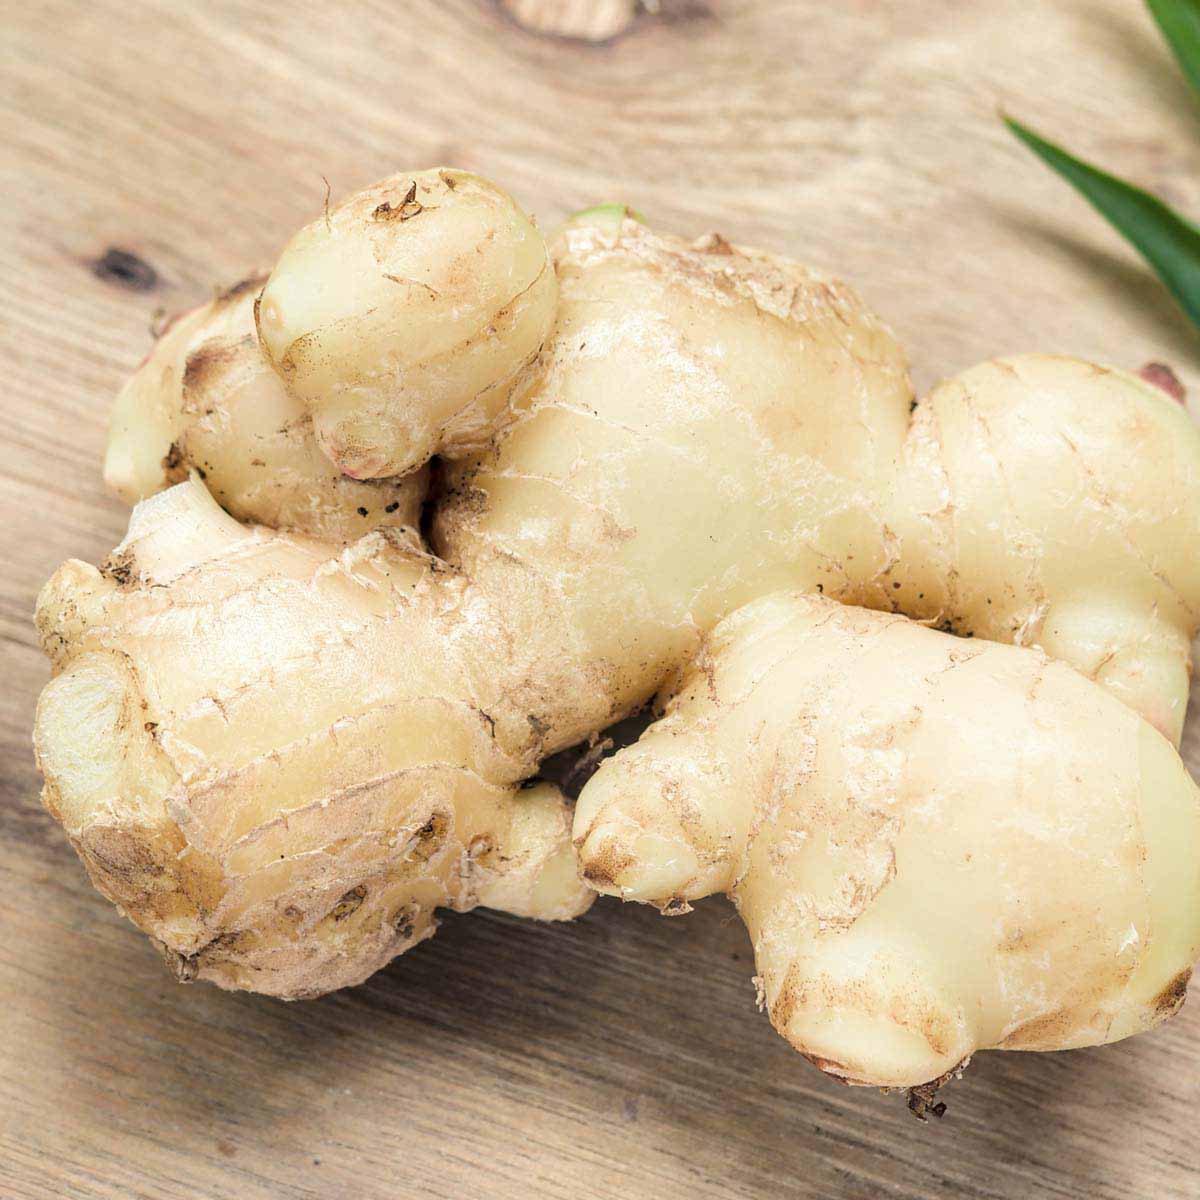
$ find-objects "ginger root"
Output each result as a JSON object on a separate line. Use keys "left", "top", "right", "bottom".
{"left": 105, "top": 275, "right": 427, "bottom": 541}
{"left": 255, "top": 167, "right": 559, "bottom": 480}
{"left": 574, "top": 595, "right": 1200, "bottom": 1087}
{"left": 33, "top": 169, "right": 1200, "bottom": 1095}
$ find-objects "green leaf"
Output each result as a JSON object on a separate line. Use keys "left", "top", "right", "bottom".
{"left": 1147, "top": 0, "right": 1200, "bottom": 102}
{"left": 566, "top": 203, "right": 648, "bottom": 229}
{"left": 1005, "top": 114, "right": 1200, "bottom": 331}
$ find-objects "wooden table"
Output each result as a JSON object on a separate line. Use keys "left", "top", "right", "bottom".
{"left": 3, "top": 3, "right": 1199, "bottom": 1196}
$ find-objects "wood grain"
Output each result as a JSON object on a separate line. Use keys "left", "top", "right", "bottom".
{"left": 2, "top": 2, "right": 1199, "bottom": 1197}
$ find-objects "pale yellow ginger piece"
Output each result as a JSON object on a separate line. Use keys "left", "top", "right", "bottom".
{"left": 104, "top": 276, "right": 425, "bottom": 541}
{"left": 574, "top": 595, "right": 1200, "bottom": 1088}
{"left": 884, "top": 356, "right": 1200, "bottom": 744}
{"left": 36, "top": 482, "right": 591, "bottom": 998}
{"left": 256, "top": 168, "right": 559, "bottom": 480}
{"left": 33, "top": 179, "right": 1200, "bottom": 1002}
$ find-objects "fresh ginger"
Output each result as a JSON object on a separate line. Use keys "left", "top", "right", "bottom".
{"left": 105, "top": 275, "right": 427, "bottom": 541}
{"left": 255, "top": 167, "right": 559, "bottom": 481}
{"left": 33, "top": 170, "right": 1200, "bottom": 1092}
{"left": 574, "top": 595, "right": 1200, "bottom": 1087}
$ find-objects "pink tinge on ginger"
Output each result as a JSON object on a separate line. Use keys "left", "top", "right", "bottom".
{"left": 1138, "top": 362, "right": 1186, "bottom": 404}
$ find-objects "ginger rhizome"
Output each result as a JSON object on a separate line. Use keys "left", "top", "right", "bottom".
{"left": 574, "top": 595, "right": 1200, "bottom": 1087}
{"left": 33, "top": 170, "right": 1200, "bottom": 1089}
{"left": 105, "top": 274, "right": 427, "bottom": 541}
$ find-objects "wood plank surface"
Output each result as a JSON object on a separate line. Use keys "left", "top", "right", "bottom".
{"left": 2, "top": 2, "right": 1199, "bottom": 1197}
